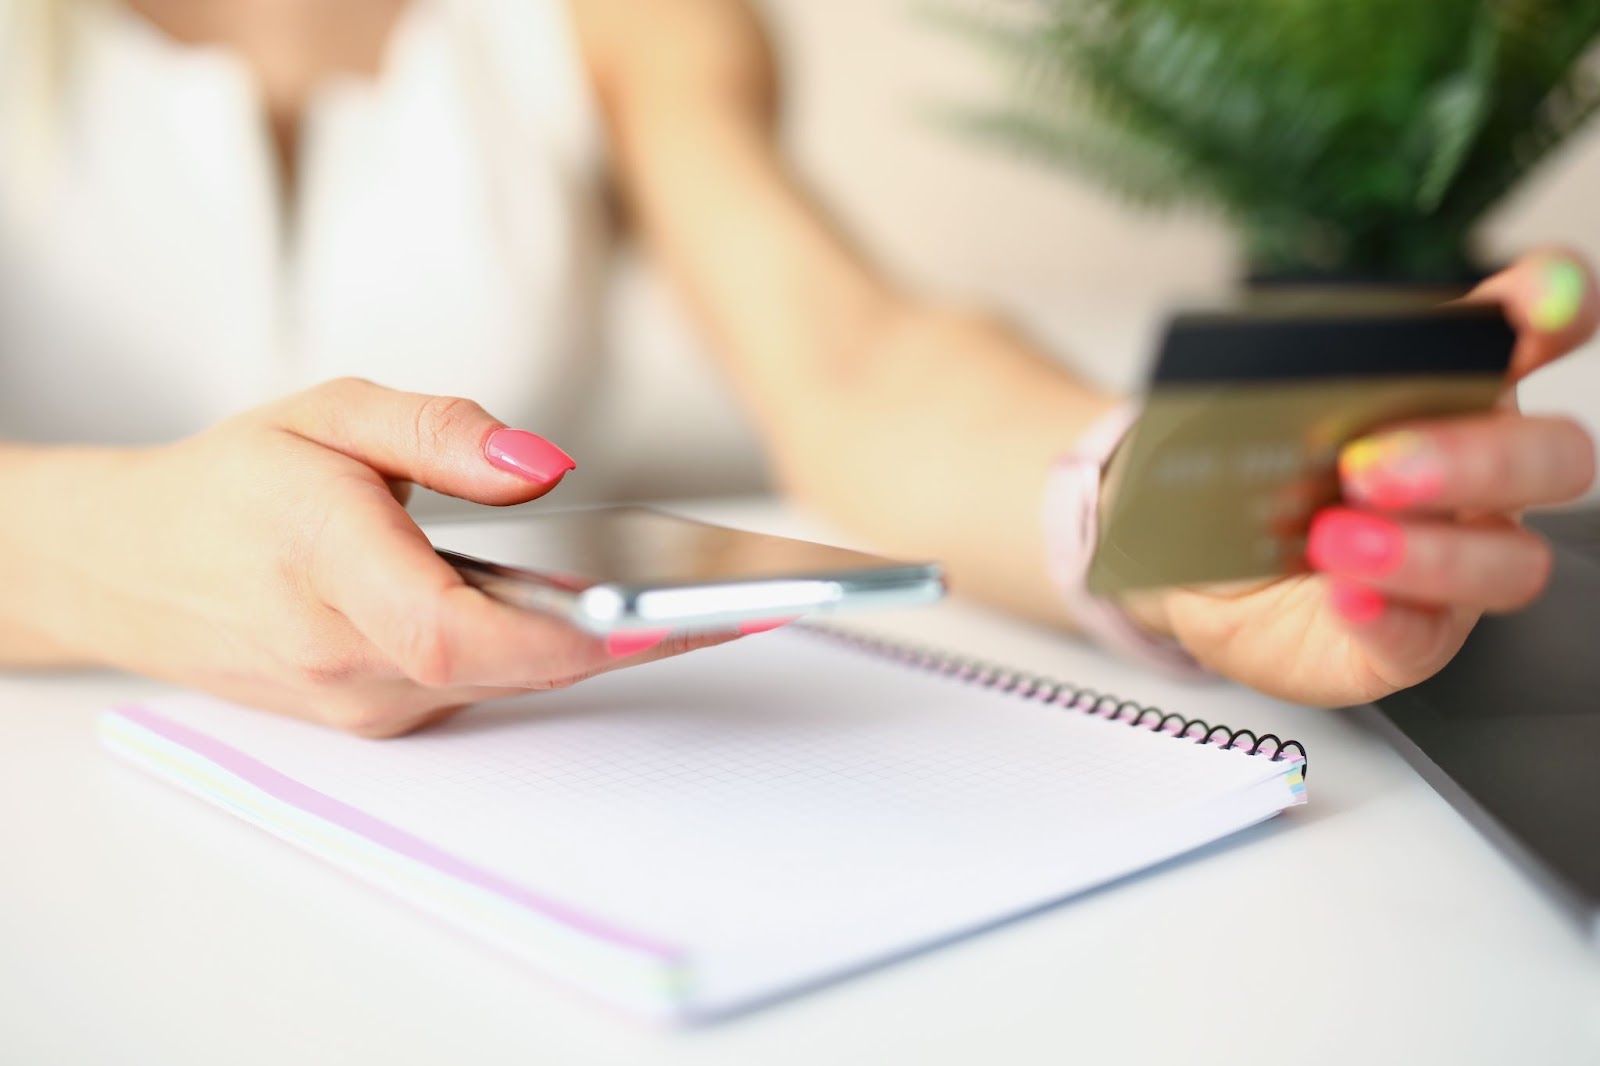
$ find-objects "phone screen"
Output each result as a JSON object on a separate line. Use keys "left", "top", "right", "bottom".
{"left": 427, "top": 507, "right": 944, "bottom": 632}
{"left": 431, "top": 507, "right": 911, "bottom": 585}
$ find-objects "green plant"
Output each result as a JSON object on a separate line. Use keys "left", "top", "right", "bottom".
{"left": 945, "top": 0, "right": 1600, "bottom": 282}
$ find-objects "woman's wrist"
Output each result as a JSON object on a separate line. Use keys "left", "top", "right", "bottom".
{"left": 1043, "top": 403, "right": 1207, "bottom": 677}
{"left": 0, "top": 443, "right": 149, "bottom": 667}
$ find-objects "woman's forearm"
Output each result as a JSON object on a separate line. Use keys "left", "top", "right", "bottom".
{"left": 0, "top": 443, "right": 133, "bottom": 667}
{"left": 646, "top": 138, "right": 1113, "bottom": 620}
{"left": 586, "top": 0, "right": 1113, "bottom": 625}
{"left": 776, "top": 303, "right": 1117, "bottom": 625}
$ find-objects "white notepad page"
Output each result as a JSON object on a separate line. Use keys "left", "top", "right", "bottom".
{"left": 102, "top": 628, "right": 1305, "bottom": 1021}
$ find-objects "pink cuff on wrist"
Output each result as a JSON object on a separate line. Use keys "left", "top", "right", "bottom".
{"left": 1044, "top": 403, "right": 1211, "bottom": 680}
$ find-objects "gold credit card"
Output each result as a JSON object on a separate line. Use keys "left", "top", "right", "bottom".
{"left": 1087, "top": 303, "right": 1513, "bottom": 595}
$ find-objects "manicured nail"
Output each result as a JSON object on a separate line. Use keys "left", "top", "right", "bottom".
{"left": 1328, "top": 579, "right": 1386, "bottom": 626}
{"left": 1530, "top": 258, "right": 1586, "bottom": 333}
{"left": 484, "top": 429, "right": 576, "bottom": 484}
{"left": 737, "top": 616, "right": 798, "bottom": 636}
{"left": 1338, "top": 431, "right": 1445, "bottom": 509}
{"left": 1307, "top": 509, "right": 1405, "bottom": 578}
{"left": 605, "top": 629, "right": 670, "bottom": 658}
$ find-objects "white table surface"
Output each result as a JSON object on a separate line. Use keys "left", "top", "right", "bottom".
{"left": 3, "top": 498, "right": 1597, "bottom": 1066}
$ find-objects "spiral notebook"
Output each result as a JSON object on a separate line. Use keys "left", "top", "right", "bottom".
{"left": 99, "top": 626, "right": 1307, "bottom": 1023}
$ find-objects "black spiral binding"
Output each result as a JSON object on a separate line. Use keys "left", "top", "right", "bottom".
{"left": 798, "top": 625, "right": 1308, "bottom": 776}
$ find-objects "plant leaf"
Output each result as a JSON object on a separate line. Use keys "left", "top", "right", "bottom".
{"left": 942, "top": 107, "right": 1202, "bottom": 210}
{"left": 934, "top": 0, "right": 1600, "bottom": 279}
{"left": 1414, "top": 10, "right": 1498, "bottom": 212}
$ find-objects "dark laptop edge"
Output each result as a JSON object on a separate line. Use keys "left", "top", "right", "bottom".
{"left": 1356, "top": 704, "right": 1600, "bottom": 945}
{"left": 1367, "top": 507, "right": 1600, "bottom": 947}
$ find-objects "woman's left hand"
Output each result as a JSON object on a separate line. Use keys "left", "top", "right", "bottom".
{"left": 1147, "top": 249, "right": 1600, "bottom": 705}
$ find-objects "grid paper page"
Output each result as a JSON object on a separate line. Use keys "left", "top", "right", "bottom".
{"left": 116, "top": 629, "right": 1302, "bottom": 1015}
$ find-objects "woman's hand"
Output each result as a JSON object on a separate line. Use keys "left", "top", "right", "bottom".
{"left": 1142, "top": 250, "right": 1600, "bottom": 706}
{"left": 7, "top": 379, "right": 731, "bottom": 736}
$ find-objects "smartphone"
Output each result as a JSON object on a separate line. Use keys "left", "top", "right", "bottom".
{"left": 1087, "top": 301, "right": 1515, "bottom": 594}
{"left": 428, "top": 506, "right": 946, "bottom": 634}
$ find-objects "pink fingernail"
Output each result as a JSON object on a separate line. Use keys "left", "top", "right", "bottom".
{"left": 605, "top": 629, "right": 670, "bottom": 658}
{"left": 737, "top": 616, "right": 798, "bottom": 636}
{"left": 485, "top": 429, "right": 576, "bottom": 484}
{"left": 1338, "top": 431, "right": 1445, "bottom": 509}
{"left": 1328, "top": 579, "right": 1386, "bottom": 626}
{"left": 1307, "top": 508, "right": 1406, "bottom": 578}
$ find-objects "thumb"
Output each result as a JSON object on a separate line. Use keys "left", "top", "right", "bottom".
{"left": 276, "top": 378, "right": 576, "bottom": 505}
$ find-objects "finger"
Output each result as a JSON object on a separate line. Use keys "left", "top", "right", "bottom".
{"left": 314, "top": 627, "right": 744, "bottom": 737}
{"left": 312, "top": 484, "right": 745, "bottom": 692}
{"left": 297, "top": 685, "right": 506, "bottom": 738}
{"left": 317, "top": 691, "right": 491, "bottom": 739}
{"left": 311, "top": 482, "right": 616, "bottom": 688}
{"left": 597, "top": 628, "right": 744, "bottom": 669}
{"left": 1338, "top": 413, "right": 1596, "bottom": 512}
{"left": 303, "top": 630, "right": 743, "bottom": 738}
{"left": 1466, "top": 248, "right": 1600, "bottom": 383}
{"left": 386, "top": 702, "right": 474, "bottom": 737}
{"left": 179, "top": 667, "right": 516, "bottom": 738}
{"left": 1322, "top": 579, "right": 1478, "bottom": 687}
{"left": 327, "top": 629, "right": 744, "bottom": 737}
{"left": 276, "top": 377, "right": 576, "bottom": 506}
{"left": 1307, "top": 508, "right": 1553, "bottom": 613}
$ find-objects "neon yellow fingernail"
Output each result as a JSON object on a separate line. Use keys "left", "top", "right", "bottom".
{"left": 1531, "top": 258, "right": 1585, "bottom": 333}
{"left": 1338, "top": 437, "right": 1389, "bottom": 477}
{"left": 1339, "top": 432, "right": 1421, "bottom": 478}
{"left": 1338, "top": 431, "right": 1442, "bottom": 508}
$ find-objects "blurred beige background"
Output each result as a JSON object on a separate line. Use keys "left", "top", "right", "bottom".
{"left": 581, "top": 0, "right": 1600, "bottom": 504}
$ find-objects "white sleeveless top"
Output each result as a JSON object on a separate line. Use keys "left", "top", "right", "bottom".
{"left": 0, "top": 0, "right": 610, "bottom": 447}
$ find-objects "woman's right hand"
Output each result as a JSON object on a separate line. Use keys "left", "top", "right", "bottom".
{"left": 6, "top": 378, "right": 730, "bottom": 736}
{"left": 1130, "top": 251, "right": 1599, "bottom": 708}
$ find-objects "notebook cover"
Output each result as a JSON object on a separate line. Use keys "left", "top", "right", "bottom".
{"left": 101, "top": 628, "right": 1307, "bottom": 1021}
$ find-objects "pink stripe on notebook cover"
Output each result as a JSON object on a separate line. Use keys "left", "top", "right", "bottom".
{"left": 107, "top": 704, "right": 680, "bottom": 961}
